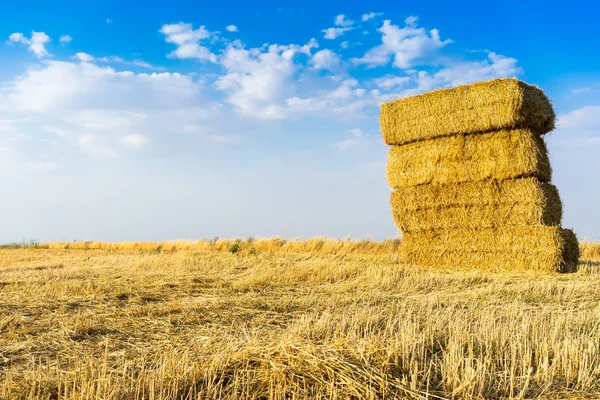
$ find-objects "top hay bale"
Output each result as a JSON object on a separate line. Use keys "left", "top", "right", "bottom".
{"left": 380, "top": 78, "right": 556, "bottom": 145}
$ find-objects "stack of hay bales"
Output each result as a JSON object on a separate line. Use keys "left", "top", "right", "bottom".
{"left": 380, "top": 78, "right": 579, "bottom": 272}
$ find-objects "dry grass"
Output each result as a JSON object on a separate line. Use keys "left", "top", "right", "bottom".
{"left": 391, "top": 178, "right": 562, "bottom": 232}
{"left": 386, "top": 129, "right": 551, "bottom": 188}
{"left": 380, "top": 78, "right": 555, "bottom": 145}
{"left": 1, "top": 242, "right": 600, "bottom": 399}
{"left": 580, "top": 242, "right": 600, "bottom": 261}
{"left": 40, "top": 237, "right": 402, "bottom": 255}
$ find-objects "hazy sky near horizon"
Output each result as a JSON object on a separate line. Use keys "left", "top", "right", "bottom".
{"left": 1, "top": 0, "right": 599, "bottom": 243}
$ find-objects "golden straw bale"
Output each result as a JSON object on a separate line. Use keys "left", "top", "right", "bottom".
{"left": 380, "top": 78, "right": 555, "bottom": 145}
{"left": 386, "top": 129, "right": 551, "bottom": 188}
{"left": 400, "top": 227, "right": 579, "bottom": 272}
{"left": 391, "top": 178, "right": 562, "bottom": 232}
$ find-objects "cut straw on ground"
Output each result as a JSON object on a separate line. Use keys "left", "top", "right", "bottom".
{"left": 380, "top": 78, "right": 556, "bottom": 145}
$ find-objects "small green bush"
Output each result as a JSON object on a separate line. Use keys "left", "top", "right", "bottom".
{"left": 228, "top": 243, "right": 240, "bottom": 254}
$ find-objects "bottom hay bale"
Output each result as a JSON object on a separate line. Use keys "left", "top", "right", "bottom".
{"left": 391, "top": 178, "right": 562, "bottom": 232}
{"left": 401, "top": 227, "right": 579, "bottom": 272}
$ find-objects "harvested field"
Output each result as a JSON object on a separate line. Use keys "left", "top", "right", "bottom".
{"left": 0, "top": 244, "right": 599, "bottom": 399}
{"left": 401, "top": 227, "right": 579, "bottom": 272}
{"left": 380, "top": 78, "right": 555, "bottom": 145}
{"left": 386, "top": 129, "right": 552, "bottom": 188}
{"left": 391, "top": 178, "right": 562, "bottom": 231}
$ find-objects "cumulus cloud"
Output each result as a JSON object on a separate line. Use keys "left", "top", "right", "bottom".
{"left": 0, "top": 60, "right": 227, "bottom": 159}
{"left": 8, "top": 31, "right": 51, "bottom": 57}
{"left": 374, "top": 76, "right": 411, "bottom": 90}
{"left": 334, "top": 14, "right": 354, "bottom": 27}
{"left": 214, "top": 39, "right": 318, "bottom": 118}
{"left": 159, "top": 22, "right": 217, "bottom": 62}
{"left": 0, "top": 14, "right": 526, "bottom": 162}
{"left": 226, "top": 25, "right": 238, "bottom": 32}
{"left": 310, "top": 49, "right": 341, "bottom": 70}
{"left": 427, "top": 52, "right": 521, "bottom": 86}
{"left": 362, "top": 12, "right": 383, "bottom": 22}
{"left": 74, "top": 52, "right": 94, "bottom": 62}
{"left": 8, "top": 32, "right": 28, "bottom": 44}
{"left": 59, "top": 35, "right": 72, "bottom": 44}
{"left": 322, "top": 27, "right": 352, "bottom": 40}
{"left": 322, "top": 14, "right": 354, "bottom": 40}
{"left": 352, "top": 17, "right": 451, "bottom": 68}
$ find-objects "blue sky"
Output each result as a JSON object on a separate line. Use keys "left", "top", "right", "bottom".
{"left": 1, "top": 0, "right": 599, "bottom": 242}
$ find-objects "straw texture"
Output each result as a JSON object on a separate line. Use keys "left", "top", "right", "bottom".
{"left": 381, "top": 78, "right": 578, "bottom": 272}
{"left": 380, "top": 78, "right": 556, "bottom": 145}
{"left": 391, "top": 178, "right": 563, "bottom": 232}
{"left": 400, "top": 227, "right": 578, "bottom": 272}
{"left": 386, "top": 129, "right": 551, "bottom": 188}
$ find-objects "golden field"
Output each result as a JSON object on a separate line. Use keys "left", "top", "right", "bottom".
{"left": 1, "top": 238, "right": 600, "bottom": 399}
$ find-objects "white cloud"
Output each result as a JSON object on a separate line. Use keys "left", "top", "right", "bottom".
{"left": 226, "top": 25, "right": 238, "bottom": 32}
{"left": 374, "top": 76, "right": 411, "bottom": 90}
{"left": 120, "top": 134, "right": 148, "bottom": 149}
{"left": 553, "top": 106, "right": 600, "bottom": 146}
{"left": 333, "top": 128, "right": 370, "bottom": 150}
{"left": 8, "top": 32, "right": 28, "bottom": 44}
{"left": 340, "top": 41, "right": 349, "bottom": 49}
{"left": 71, "top": 53, "right": 158, "bottom": 70}
{"left": 74, "top": 52, "right": 94, "bottom": 62}
{"left": 352, "top": 17, "right": 451, "bottom": 68}
{"left": 0, "top": 60, "right": 229, "bottom": 160}
{"left": 97, "top": 55, "right": 124, "bottom": 63}
{"left": 310, "top": 49, "right": 341, "bottom": 70}
{"left": 285, "top": 79, "right": 381, "bottom": 119}
{"left": 8, "top": 31, "right": 51, "bottom": 58}
{"left": 362, "top": 12, "right": 383, "bottom": 22}
{"left": 571, "top": 86, "right": 594, "bottom": 94}
{"left": 160, "top": 22, "right": 217, "bottom": 62}
{"left": 106, "top": 18, "right": 114, "bottom": 24}
{"left": 322, "top": 27, "right": 352, "bottom": 40}
{"left": 322, "top": 14, "right": 354, "bottom": 40}
{"left": 131, "top": 59, "right": 156, "bottom": 69}
{"left": 428, "top": 52, "right": 521, "bottom": 87}
{"left": 215, "top": 39, "right": 318, "bottom": 118}
{"left": 558, "top": 106, "right": 600, "bottom": 132}
{"left": 334, "top": 14, "right": 354, "bottom": 27}
{"left": 59, "top": 35, "right": 72, "bottom": 44}
{"left": 0, "top": 15, "right": 523, "bottom": 162}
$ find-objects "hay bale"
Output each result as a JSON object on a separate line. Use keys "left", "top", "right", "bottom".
{"left": 387, "top": 129, "right": 551, "bottom": 188}
{"left": 391, "top": 178, "right": 563, "bottom": 232}
{"left": 380, "top": 78, "right": 555, "bottom": 145}
{"left": 561, "top": 229, "right": 580, "bottom": 269}
{"left": 400, "top": 227, "right": 579, "bottom": 272}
